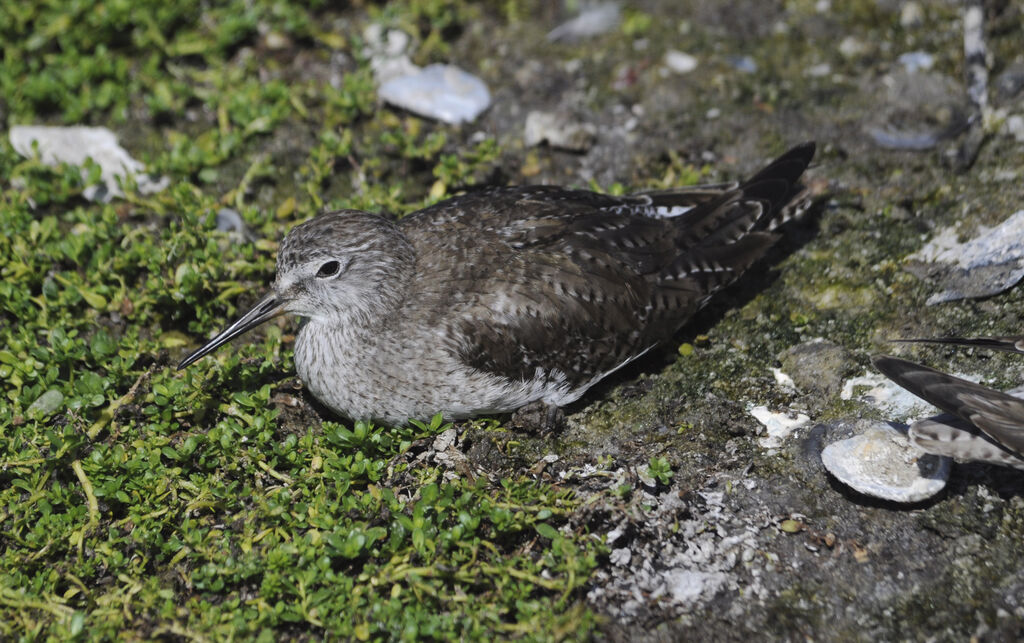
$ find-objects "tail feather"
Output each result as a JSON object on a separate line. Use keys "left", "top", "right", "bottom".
{"left": 671, "top": 143, "right": 816, "bottom": 244}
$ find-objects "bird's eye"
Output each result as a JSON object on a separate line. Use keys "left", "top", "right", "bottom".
{"left": 316, "top": 260, "right": 342, "bottom": 278}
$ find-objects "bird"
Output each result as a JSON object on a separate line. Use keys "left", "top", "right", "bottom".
{"left": 873, "top": 353, "right": 1024, "bottom": 470}
{"left": 178, "top": 142, "right": 816, "bottom": 426}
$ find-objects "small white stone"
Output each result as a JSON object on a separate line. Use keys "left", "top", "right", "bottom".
{"left": 664, "top": 50, "right": 698, "bottom": 74}
{"left": 378, "top": 64, "right": 491, "bottom": 124}
{"left": 749, "top": 405, "right": 811, "bottom": 449}
{"left": 1005, "top": 114, "right": 1024, "bottom": 142}
{"left": 10, "top": 125, "right": 169, "bottom": 202}
{"left": 838, "top": 36, "right": 866, "bottom": 59}
{"left": 806, "top": 63, "right": 832, "bottom": 78}
{"left": 822, "top": 422, "right": 950, "bottom": 502}
{"left": 524, "top": 111, "right": 596, "bottom": 152}
{"left": 705, "top": 107, "right": 721, "bottom": 120}
{"left": 771, "top": 367, "right": 796, "bottom": 390}
{"left": 898, "top": 51, "right": 934, "bottom": 73}
{"left": 547, "top": 2, "right": 621, "bottom": 42}
{"left": 900, "top": 1, "right": 924, "bottom": 28}
{"left": 610, "top": 547, "right": 632, "bottom": 566}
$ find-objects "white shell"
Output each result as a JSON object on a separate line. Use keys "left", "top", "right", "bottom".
{"left": 821, "top": 422, "right": 951, "bottom": 502}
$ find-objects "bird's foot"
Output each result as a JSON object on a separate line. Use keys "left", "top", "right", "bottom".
{"left": 510, "top": 401, "right": 566, "bottom": 435}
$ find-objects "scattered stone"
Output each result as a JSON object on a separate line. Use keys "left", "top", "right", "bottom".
{"left": 547, "top": 2, "right": 620, "bottom": 43}
{"left": 726, "top": 55, "right": 757, "bottom": 74}
{"left": 899, "top": 1, "right": 924, "bottom": 28}
{"left": 771, "top": 367, "right": 796, "bottom": 391}
{"left": 821, "top": 421, "right": 950, "bottom": 503}
{"left": 378, "top": 64, "right": 491, "bottom": 124}
{"left": 838, "top": 36, "right": 867, "bottom": 59}
{"left": 778, "top": 339, "right": 855, "bottom": 399}
{"left": 27, "top": 389, "right": 63, "bottom": 418}
{"left": 863, "top": 71, "right": 970, "bottom": 150}
{"left": 9, "top": 125, "right": 170, "bottom": 202}
{"left": 362, "top": 24, "right": 417, "bottom": 84}
{"left": 994, "top": 63, "right": 1024, "bottom": 100}
{"left": 1005, "top": 115, "right": 1024, "bottom": 143}
{"left": 748, "top": 405, "right": 811, "bottom": 450}
{"left": 805, "top": 63, "right": 831, "bottom": 78}
{"left": 664, "top": 50, "right": 698, "bottom": 74}
{"left": 524, "top": 111, "right": 597, "bottom": 152}
{"left": 610, "top": 547, "right": 631, "bottom": 566}
{"left": 897, "top": 51, "right": 934, "bottom": 73}
{"left": 905, "top": 209, "right": 1024, "bottom": 304}
{"left": 216, "top": 208, "right": 258, "bottom": 242}
{"left": 666, "top": 569, "right": 728, "bottom": 603}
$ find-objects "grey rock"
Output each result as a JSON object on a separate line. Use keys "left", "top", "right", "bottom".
{"left": 778, "top": 339, "right": 855, "bottom": 399}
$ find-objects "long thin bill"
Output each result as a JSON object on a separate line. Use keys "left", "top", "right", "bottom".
{"left": 177, "top": 292, "right": 285, "bottom": 369}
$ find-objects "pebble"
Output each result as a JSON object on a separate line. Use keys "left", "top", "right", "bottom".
{"left": 806, "top": 63, "right": 831, "bottom": 78}
{"left": 864, "top": 71, "right": 969, "bottom": 150}
{"left": 726, "top": 55, "right": 757, "bottom": 74}
{"left": 216, "top": 208, "right": 258, "bottom": 242}
{"left": 664, "top": 50, "right": 698, "bottom": 74}
{"left": 994, "top": 63, "right": 1024, "bottom": 99}
{"left": 897, "top": 51, "right": 934, "bottom": 73}
{"left": 547, "top": 2, "right": 620, "bottom": 43}
{"left": 749, "top": 405, "right": 811, "bottom": 450}
{"left": 9, "top": 125, "right": 169, "bottom": 202}
{"left": 378, "top": 64, "right": 491, "bottom": 125}
{"left": 907, "top": 209, "right": 1024, "bottom": 304}
{"left": 838, "top": 36, "right": 867, "bottom": 59}
{"left": 362, "top": 25, "right": 418, "bottom": 84}
{"left": 899, "top": 2, "right": 924, "bottom": 28}
{"left": 1005, "top": 115, "right": 1024, "bottom": 143}
{"left": 821, "top": 421, "right": 950, "bottom": 503}
{"left": 523, "top": 111, "right": 596, "bottom": 152}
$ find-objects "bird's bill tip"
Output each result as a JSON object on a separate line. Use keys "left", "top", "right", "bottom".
{"left": 177, "top": 292, "right": 285, "bottom": 370}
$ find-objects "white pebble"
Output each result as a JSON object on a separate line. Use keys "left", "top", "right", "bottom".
{"left": 378, "top": 64, "right": 491, "bottom": 125}
{"left": 664, "top": 50, "right": 698, "bottom": 74}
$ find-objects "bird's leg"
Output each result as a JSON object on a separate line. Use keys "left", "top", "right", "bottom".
{"left": 510, "top": 401, "right": 566, "bottom": 435}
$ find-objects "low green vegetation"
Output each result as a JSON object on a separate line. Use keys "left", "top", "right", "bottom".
{"left": 0, "top": 0, "right": 602, "bottom": 638}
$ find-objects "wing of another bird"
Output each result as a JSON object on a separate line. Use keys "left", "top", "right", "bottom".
{"left": 893, "top": 336, "right": 1024, "bottom": 354}
{"left": 872, "top": 355, "right": 1024, "bottom": 467}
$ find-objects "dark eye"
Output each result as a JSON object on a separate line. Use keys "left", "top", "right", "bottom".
{"left": 316, "top": 260, "right": 342, "bottom": 278}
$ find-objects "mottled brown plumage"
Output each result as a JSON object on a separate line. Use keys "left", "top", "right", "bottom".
{"left": 179, "top": 143, "right": 816, "bottom": 424}
{"left": 873, "top": 355, "right": 1024, "bottom": 470}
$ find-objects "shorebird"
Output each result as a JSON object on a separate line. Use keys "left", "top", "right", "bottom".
{"left": 179, "top": 142, "right": 816, "bottom": 425}
{"left": 873, "top": 350, "right": 1024, "bottom": 470}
